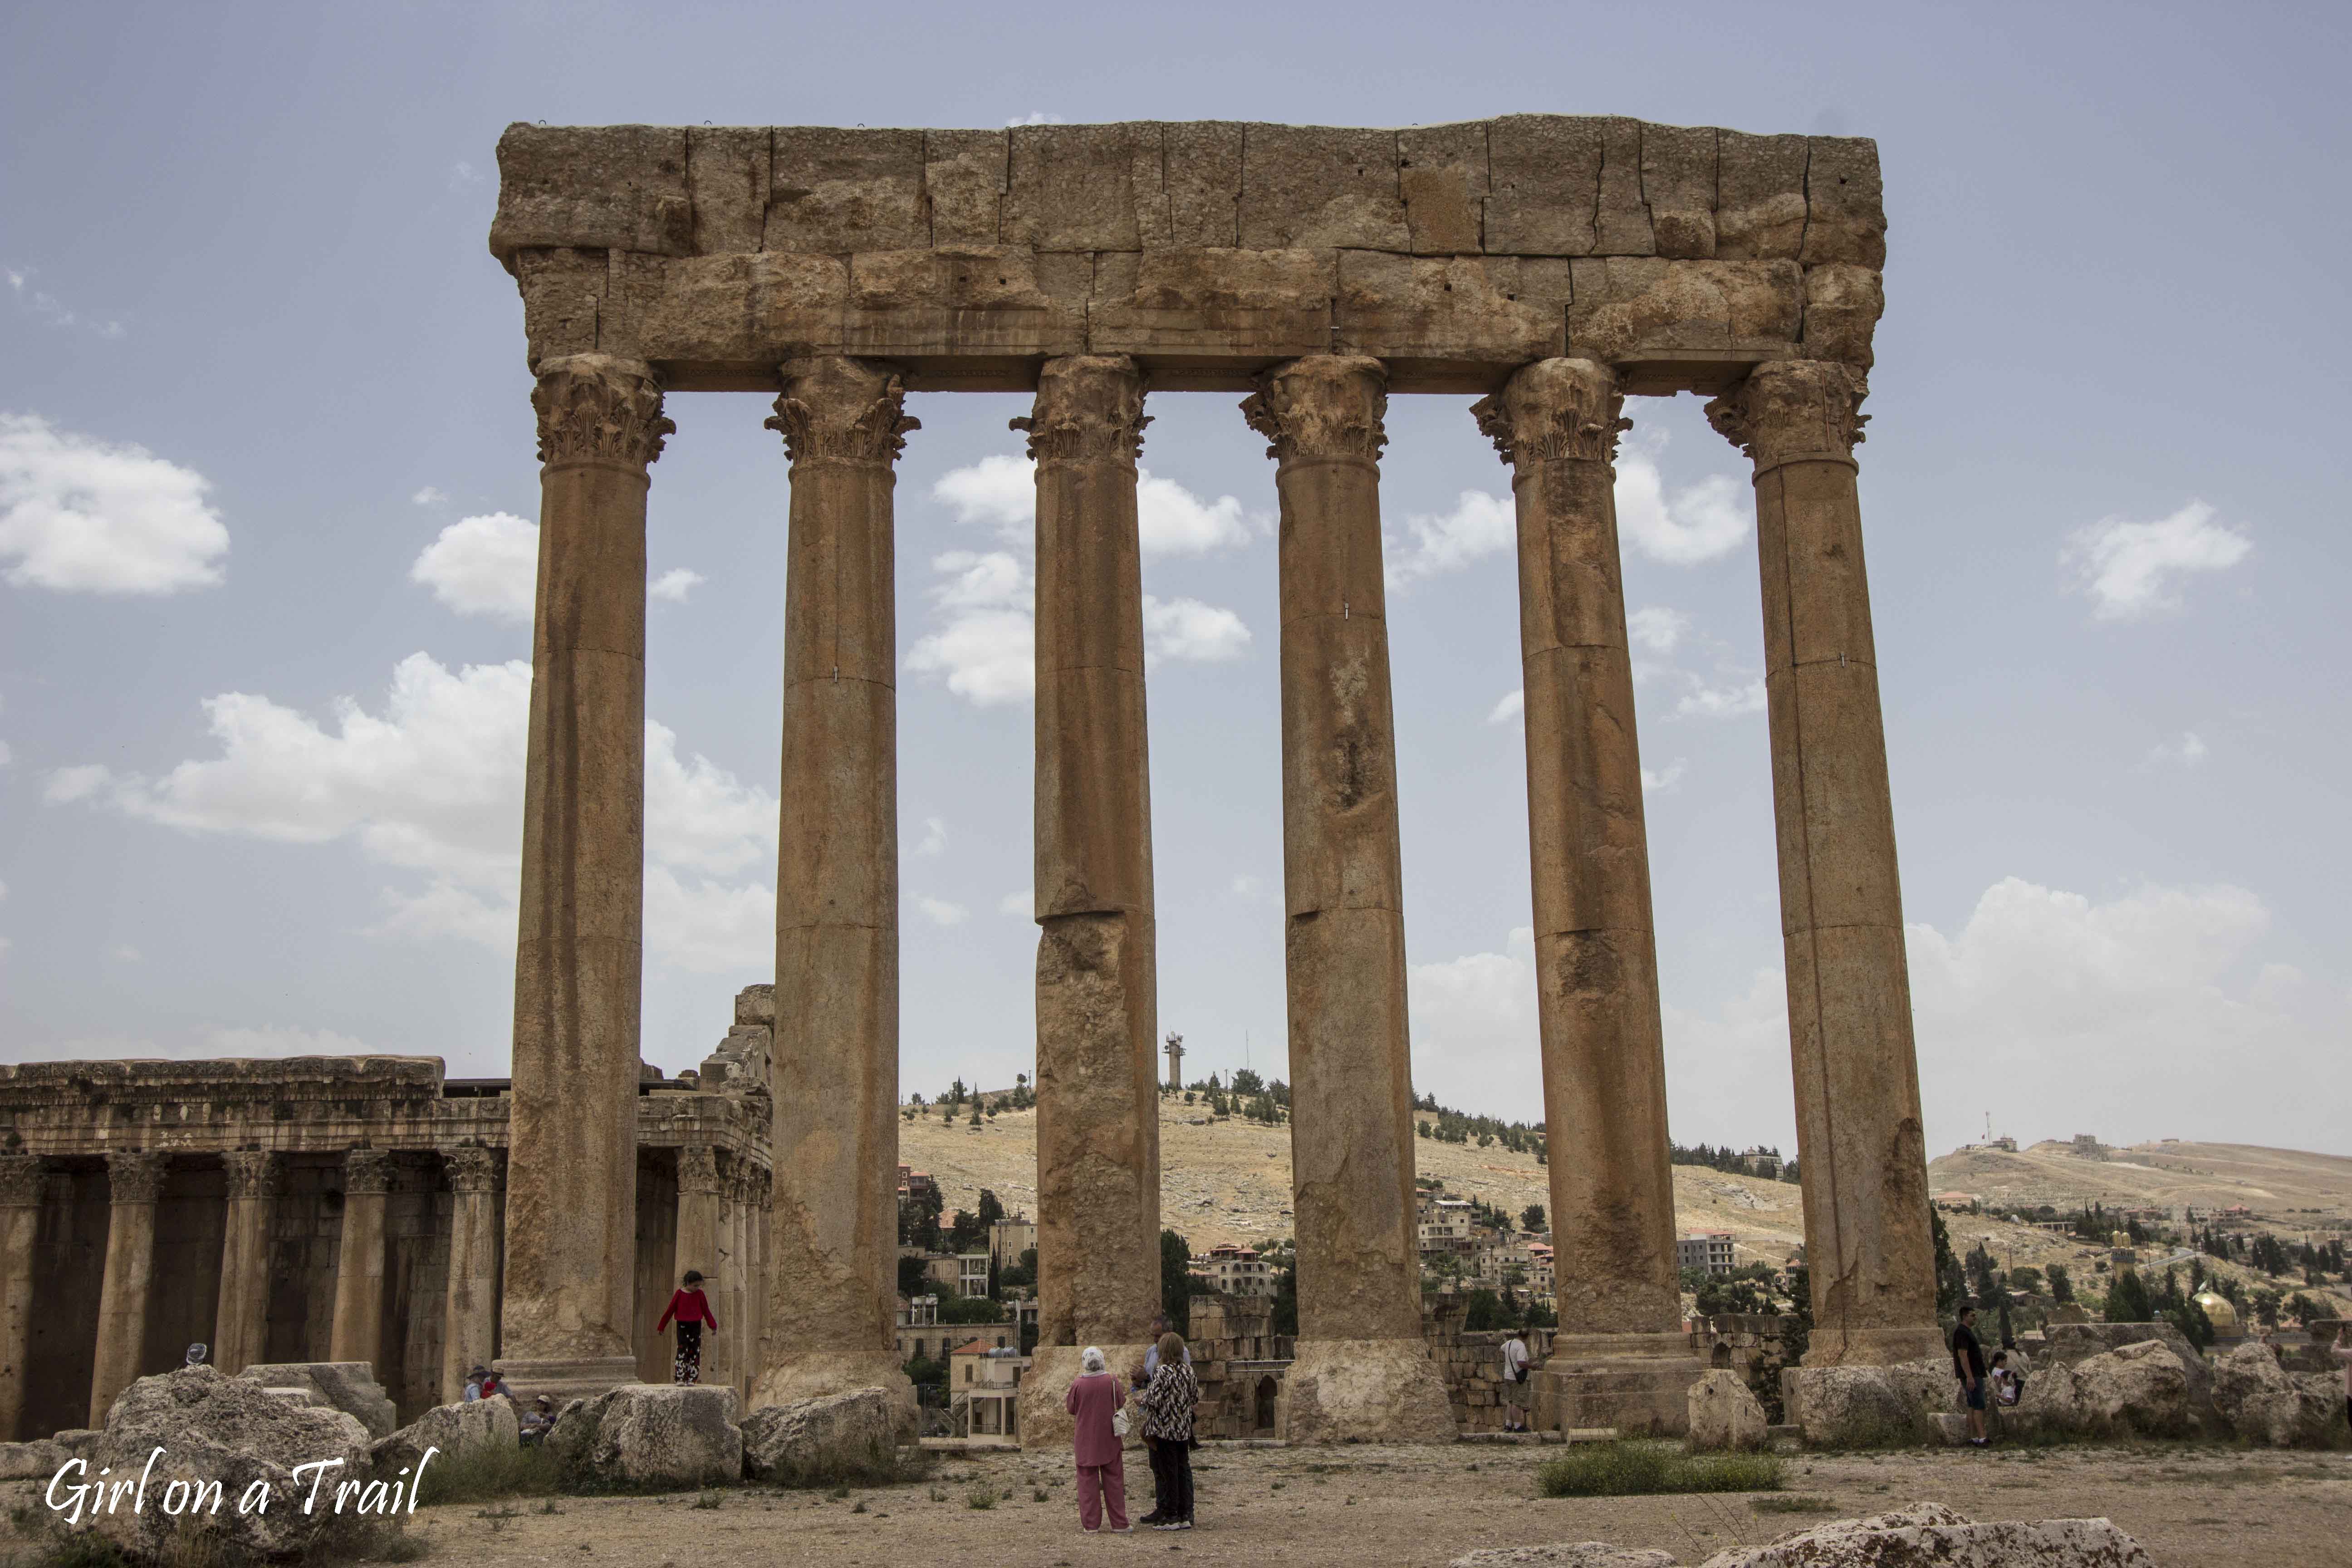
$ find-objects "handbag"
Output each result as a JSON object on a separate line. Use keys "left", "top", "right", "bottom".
{"left": 1112, "top": 1407, "right": 1131, "bottom": 1438}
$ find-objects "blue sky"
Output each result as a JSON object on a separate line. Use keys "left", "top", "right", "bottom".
{"left": 3, "top": 2, "right": 2345, "bottom": 1156}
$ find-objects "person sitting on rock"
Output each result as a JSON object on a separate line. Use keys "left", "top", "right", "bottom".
{"left": 656, "top": 1269, "right": 719, "bottom": 1384}
{"left": 519, "top": 1394, "right": 558, "bottom": 1446}
{"left": 463, "top": 1364, "right": 488, "bottom": 1401}
{"left": 1988, "top": 1350, "right": 2024, "bottom": 1407}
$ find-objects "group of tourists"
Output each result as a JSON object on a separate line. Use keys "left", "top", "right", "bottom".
{"left": 460, "top": 1363, "right": 560, "bottom": 1442}
{"left": 1063, "top": 1312, "right": 1201, "bottom": 1533}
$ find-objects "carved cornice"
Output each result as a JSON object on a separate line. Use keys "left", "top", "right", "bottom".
{"left": 223, "top": 1151, "right": 280, "bottom": 1201}
{"left": 1011, "top": 356, "right": 1149, "bottom": 466}
{"left": 532, "top": 354, "right": 675, "bottom": 469}
{"left": 767, "top": 357, "right": 918, "bottom": 466}
{"left": 343, "top": 1147, "right": 392, "bottom": 1196}
{"left": 678, "top": 1144, "right": 724, "bottom": 1196}
{"left": 445, "top": 1145, "right": 502, "bottom": 1195}
{"left": 1470, "top": 358, "right": 1631, "bottom": 470}
{"left": 107, "top": 1150, "right": 169, "bottom": 1204}
{"left": 0, "top": 1152, "right": 44, "bottom": 1207}
{"left": 1240, "top": 355, "right": 1388, "bottom": 464}
{"left": 1704, "top": 359, "right": 1869, "bottom": 473}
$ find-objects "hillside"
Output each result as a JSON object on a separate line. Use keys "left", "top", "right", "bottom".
{"left": 1928, "top": 1139, "right": 2352, "bottom": 1225}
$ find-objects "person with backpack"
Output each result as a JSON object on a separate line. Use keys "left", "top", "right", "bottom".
{"left": 1499, "top": 1325, "right": 1534, "bottom": 1433}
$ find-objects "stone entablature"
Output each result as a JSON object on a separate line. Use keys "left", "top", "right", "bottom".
{"left": 490, "top": 118, "right": 1883, "bottom": 395}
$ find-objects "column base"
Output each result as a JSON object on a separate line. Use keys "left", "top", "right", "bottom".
{"left": 1281, "top": 1336, "right": 1455, "bottom": 1445}
{"left": 1801, "top": 1323, "right": 1948, "bottom": 1367}
{"left": 1018, "top": 1343, "right": 1151, "bottom": 1451}
{"left": 749, "top": 1351, "right": 916, "bottom": 1438}
{"left": 1537, "top": 1331, "right": 1705, "bottom": 1438}
{"left": 492, "top": 1355, "right": 640, "bottom": 1406}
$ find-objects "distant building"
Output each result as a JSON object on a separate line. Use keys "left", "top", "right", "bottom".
{"left": 1933, "top": 1191, "right": 1980, "bottom": 1212}
{"left": 1737, "top": 1147, "right": 1784, "bottom": 1180}
{"left": 2070, "top": 1134, "right": 2106, "bottom": 1161}
{"left": 1417, "top": 1197, "right": 1477, "bottom": 1258}
{"left": 989, "top": 1213, "right": 1036, "bottom": 1271}
{"left": 949, "top": 1340, "right": 1027, "bottom": 1441}
{"left": 1676, "top": 1232, "right": 1736, "bottom": 1276}
{"left": 1196, "top": 1242, "right": 1274, "bottom": 1298}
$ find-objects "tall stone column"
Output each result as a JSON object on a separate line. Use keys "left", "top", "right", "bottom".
{"left": 440, "top": 1147, "right": 503, "bottom": 1403}
{"left": 1015, "top": 356, "right": 1163, "bottom": 1445}
{"left": 329, "top": 1149, "right": 390, "bottom": 1370}
{"left": 0, "top": 1154, "right": 45, "bottom": 1442}
{"left": 1705, "top": 359, "right": 1940, "bottom": 1365}
{"left": 1473, "top": 361, "right": 1681, "bottom": 1338}
{"left": 1241, "top": 356, "right": 1453, "bottom": 1443}
{"left": 755, "top": 357, "right": 916, "bottom": 1419}
{"left": 213, "top": 1151, "right": 278, "bottom": 1377}
{"left": 500, "top": 353, "right": 671, "bottom": 1401}
{"left": 89, "top": 1150, "right": 167, "bottom": 1426}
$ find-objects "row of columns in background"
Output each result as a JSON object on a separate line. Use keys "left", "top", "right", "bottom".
{"left": 501, "top": 348, "right": 1935, "bottom": 1428}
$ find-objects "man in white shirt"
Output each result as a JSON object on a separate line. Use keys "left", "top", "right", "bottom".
{"left": 1499, "top": 1328, "right": 1533, "bottom": 1433}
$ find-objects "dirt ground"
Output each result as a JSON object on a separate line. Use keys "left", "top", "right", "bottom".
{"left": 400, "top": 1440, "right": 2352, "bottom": 1568}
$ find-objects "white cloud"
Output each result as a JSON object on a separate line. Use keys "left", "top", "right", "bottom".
{"left": 2063, "top": 500, "right": 2251, "bottom": 621}
{"left": 1674, "top": 678, "right": 1766, "bottom": 719}
{"left": 2144, "top": 731, "right": 2209, "bottom": 769}
{"left": 1137, "top": 472, "right": 1253, "bottom": 555}
{"left": 915, "top": 817, "right": 948, "bottom": 857}
{"left": 1387, "top": 490, "right": 1514, "bottom": 588}
{"left": 411, "top": 512, "right": 536, "bottom": 622}
{"left": 0, "top": 414, "right": 226, "bottom": 593}
{"left": 1143, "top": 596, "right": 1251, "bottom": 664}
{"left": 1007, "top": 112, "right": 1067, "bottom": 127}
{"left": 1627, "top": 606, "right": 1690, "bottom": 654}
{"left": 933, "top": 456, "right": 1034, "bottom": 540}
{"left": 650, "top": 567, "right": 705, "bottom": 603}
{"left": 1641, "top": 760, "right": 1687, "bottom": 792}
{"left": 207, "top": 1024, "right": 373, "bottom": 1058}
{"left": 1409, "top": 926, "right": 1542, "bottom": 1113}
{"left": 999, "top": 888, "right": 1032, "bottom": 918}
{"left": 916, "top": 895, "right": 968, "bottom": 927}
{"left": 45, "top": 764, "right": 111, "bottom": 803}
{"left": 411, "top": 486, "right": 449, "bottom": 507}
{"left": 113, "top": 946, "right": 141, "bottom": 962}
{"left": 1614, "top": 436, "right": 1749, "bottom": 565}
{"left": 906, "top": 549, "right": 1035, "bottom": 706}
{"left": 1486, "top": 689, "right": 1524, "bottom": 726}
{"left": 5, "top": 269, "right": 124, "bottom": 338}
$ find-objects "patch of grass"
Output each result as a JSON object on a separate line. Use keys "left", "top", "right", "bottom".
{"left": 1752, "top": 1494, "right": 1835, "bottom": 1514}
{"left": 416, "top": 1444, "right": 563, "bottom": 1506}
{"left": 1031, "top": 1488, "right": 1047, "bottom": 1503}
{"left": 536, "top": 1501, "right": 561, "bottom": 1516}
{"left": 827, "top": 1485, "right": 850, "bottom": 1501}
{"left": 1534, "top": 1443, "right": 1784, "bottom": 1499}
{"left": 374, "top": 1533, "right": 435, "bottom": 1563}
{"left": 850, "top": 1501, "right": 867, "bottom": 1515}
{"left": 690, "top": 1490, "right": 724, "bottom": 1511}
{"left": 965, "top": 1486, "right": 997, "bottom": 1511}
{"left": 926, "top": 1487, "right": 945, "bottom": 1503}
{"left": 33, "top": 1539, "right": 136, "bottom": 1568}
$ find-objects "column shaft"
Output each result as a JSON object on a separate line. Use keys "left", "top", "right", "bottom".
{"left": 89, "top": 1151, "right": 167, "bottom": 1426}
{"left": 214, "top": 1152, "right": 278, "bottom": 1376}
{"left": 441, "top": 1147, "right": 503, "bottom": 1403}
{"left": 756, "top": 357, "right": 916, "bottom": 1419}
{"left": 0, "top": 1155, "right": 45, "bottom": 1442}
{"left": 329, "top": 1149, "right": 390, "bottom": 1370}
{"left": 501, "top": 353, "right": 671, "bottom": 1399}
{"left": 1473, "top": 360, "right": 1681, "bottom": 1338}
{"left": 1706, "top": 360, "right": 1939, "bottom": 1365}
{"left": 1242, "top": 356, "right": 1453, "bottom": 1443}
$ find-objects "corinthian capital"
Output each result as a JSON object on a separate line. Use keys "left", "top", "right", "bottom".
{"left": 343, "top": 1147, "right": 392, "bottom": 1196}
{"left": 107, "top": 1149, "right": 169, "bottom": 1204}
{"left": 0, "top": 1152, "right": 45, "bottom": 1207}
{"left": 767, "top": 357, "right": 919, "bottom": 466}
{"left": 224, "top": 1150, "right": 281, "bottom": 1201}
{"left": 532, "top": 354, "right": 675, "bottom": 469}
{"left": 1470, "top": 358, "right": 1631, "bottom": 470}
{"left": 678, "top": 1144, "right": 724, "bottom": 1196}
{"left": 1705, "top": 359, "right": 1869, "bottom": 472}
{"left": 1011, "top": 356, "right": 1149, "bottom": 466}
{"left": 444, "top": 1145, "right": 503, "bottom": 1196}
{"left": 1240, "top": 355, "right": 1387, "bottom": 464}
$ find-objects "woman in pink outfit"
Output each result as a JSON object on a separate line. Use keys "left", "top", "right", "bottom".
{"left": 1064, "top": 1345, "right": 1131, "bottom": 1534}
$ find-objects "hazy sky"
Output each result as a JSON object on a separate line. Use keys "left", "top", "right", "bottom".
{"left": 3, "top": 2, "right": 2346, "bottom": 1159}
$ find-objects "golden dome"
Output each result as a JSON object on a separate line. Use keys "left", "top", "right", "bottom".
{"left": 2193, "top": 1289, "right": 2239, "bottom": 1332}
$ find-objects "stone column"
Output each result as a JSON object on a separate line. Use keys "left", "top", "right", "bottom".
{"left": 89, "top": 1150, "right": 167, "bottom": 1426}
{"left": 0, "top": 1154, "right": 44, "bottom": 1442}
{"left": 1241, "top": 356, "right": 1453, "bottom": 1443}
{"left": 755, "top": 357, "right": 917, "bottom": 1419}
{"left": 1016, "top": 356, "right": 1163, "bottom": 1444}
{"left": 440, "top": 1147, "right": 503, "bottom": 1403}
{"left": 213, "top": 1151, "right": 278, "bottom": 1377}
{"left": 1705, "top": 360, "right": 1940, "bottom": 1365}
{"left": 1472, "top": 361, "right": 1682, "bottom": 1339}
{"left": 329, "top": 1149, "right": 390, "bottom": 1371}
{"left": 500, "top": 353, "right": 671, "bottom": 1402}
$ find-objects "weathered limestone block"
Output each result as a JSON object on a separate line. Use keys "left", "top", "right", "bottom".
{"left": 765, "top": 127, "right": 927, "bottom": 252}
{"left": 1239, "top": 124, "right": 1409, "bottom": 250}
{"left": 740, "top": 1388, "right": 901, "bottom": 1485}
{"left": 1005, "top": 122, "right": 1147, "bottom": 250}
{"left": 1486, "top": 115, "right": 1601, "bottom": 256}
{"left": 1686, "top": 1368, "right": 1767, "bottom": 1451}
{"left": 1800, "top": 137, "right": 1887, "bottom": 269}
{"left": 2008, "top": 1359, "right": 2083, "bottom": 1436}
{"left": 1715, "top": 132, "right": 1808, "bottom": 260}
{"left": 1450, "top": 1546, "right": 1676, "bottom": 1568}
{"left": 370, "top": 1397, "right": 520, "bottom": 1478}
{"left": 923, "top": 128, "right": 1007, "bottom": 247}
{"left": 93, "top": 1367, "right": 377, "bottom": 1564}
{"left": 603, "top": 251, "right": 849, "bottom": 367}
{"left": 1779, "top": 1362, "right": 1946, "bottom": 1447}
{"left": 1595, "top": 118, "right": 1655, "bottom": 256}
{"left": 1397, "top": 122, "right": 1488, "bottom": 255}
{"left": 735, "top": 983, "right": 775, "bottom": 1025}
{"left": 238, "top": 1362, "right": 399, "bottom": 1440}
{"left": 492, "top": 124, "right": 689, "bottom": 264}
{"left": 1566, "top": 258, "right": 1803, "bottom": 361}
{"left": 515, "top": 246, "right": 611, "bottom": 363}
{"left": 1800, "top": 264, "right": 1885, "bottom": 370}
{"left": 1336, "top": 252, "right": 1567, "bottom": 366}
{"left": 1281, "top": 1337, "right": 1457, "bottom": 1446}
{"left": 2038, "top": 1322, "right": 2215, "bottom": 1425}
{"left": 1642, "top": 122, "right": 1718, "bottom": 258}
{"left": 686, "top": 127, "right": 771, "bottom": 255}
{"left": 2211, "top": 1342, "right": 2335, "bottom": 1446}
{"left": 1157, "top": 122, "right": 1244, "bottom": 247}
{"left": 2073, "top": 1340, "right": 2190, "bottom": 1437}
{"left": 548, "top": 1384, "right": 743, "bottom": 1492}
{"left": 1090, "top": 248, "right": 1334, "bottom": 363}
{"left": 1694, "top": 1504, "right": 2157, "bottom": 1567}
{"left": 0, "top": 1438, "right": 68, "bottom": 1480}
{"left": 843, "top": 247, "right": 1083, "bottom": 361}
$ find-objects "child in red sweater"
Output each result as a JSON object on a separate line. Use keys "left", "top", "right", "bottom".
{"left": 656, "top": 1270, "right": 719, "bottom": 1385}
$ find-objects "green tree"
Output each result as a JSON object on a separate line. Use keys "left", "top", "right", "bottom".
{"left": 2103, "top": 1268, "right": 2153, "bottom": 1324}
{"left": 936, "top": 1293, "right": 1007, "bottom": 1324}
{"left": 897, "top": 1255, "right": 931, "bottom": 1297}
{"left": 1270, "top": 1260, "right": 1298, "bottom": 1336}
{"left": 1520, "top": 1203, "right": 1547, "bottom": 1233}
{"left": 976, "top": 1189, "right": 1006, "bottom": 1227}
{"left": 1931, "top": 1208, "right": 1965, "bottom": 1317}
{"left": 2047, "top": 1263, "right": 2074, "bottom": 1304}
{"left": 2008, "top": 1265, "right": 2044, "bottom": 1296}
{"left": 1161, "top": 1229, "right": 1200, "bottom": 1337}
{"left": 947, "top": 1208, "right": 987, "bottom": 1253}
{"left": 2165, "top": 1293, "right": 2216, "bottom": 1349}
{"left": 1462, "top": 1288, "right": 1508, "bottom": 1330}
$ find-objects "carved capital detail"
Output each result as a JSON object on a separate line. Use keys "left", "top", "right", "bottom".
{"left": 767, "top": 357, "right": 919, "bottom": 466}
{"left": 0, "top": 1152, "right": 45, "bottom": 1207}
{"left": 1705, "top": 359, "right": 1869, "bottom": 472}
{"left": 107, "top": 1150, "right": 169, "bottom": 1205}
{"left": 1240, "top": 355, "right": 1388, "bottom": 464}
{"left": 1470, "top": 358, "right": 1631, "bottom": 470}
{"left": 532, "top": 354, "right": 675, "bottom": 469}
{"left": 678, "top": 1145, "right": 724, "bottom": 1196}
{"left": 1011, "top": 355, "right": 1149, "bottom": 466}
{"left": 444, "top": 1146, "right": 502, "bottom": 1196}
{"left": 224, "top": 1151, "right": 280, "bottom": 1201}
{"left": 343, "top": 1147, "right": 392, "bottom": 1197}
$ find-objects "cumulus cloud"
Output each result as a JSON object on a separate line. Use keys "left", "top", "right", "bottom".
{"left": 1615, "top": 437, "right": 1749, "bottom": 565}
{"left": 999, "top": 888, "right": 1032, "bottom": 918}
{"left": 411, "top": 486, "right": 449, "bottom": 508}
{"left": 1641, "top": 760, "right": 1687, "bottom": 792}
{"left": 1143, "top": 596, "right": 1251, "bottom": 664}
{"left": 1674, "top": 678, "right": 1766, "bottom": 719}
{"left": 915, "top": 895, "right": 968, "bottom": 927}
{"left": 1387, "top": 490, "right": 1514, "bottom": 588}
{"left": 1230, "top": 874, "right": 1266, "bottom": 900}
{"left": 1139, "top": 473, "right": 1254, "bottom": 555}
{"left": 2144, "top": 731, "right": 2208, "bottom": 769}
{"left": 2063, "top": 500, "right": 2250, "bottom": 621}
{"left": 1627, "top": 606, "right": 1690, "bottom": 654}
{"left": 1007, "top": 112, "right": 1067, "bottom": 127}
{"left": 0, "top": 414, "right": 226, "bottom": 593}
{"left": 1409, "top": 926, "right": 1543, "bottom": 1112}
{"left": 412, "top": 512, "right": 536, "bottom": 622}
{"left": 0, "top": 740, "right": 10, "bottom": 768}
{"left": 1486, "top": 689, "right": 1524, "bottom": 726}
{"left": 45, "top": 653, "right": 779, "bottom": 972}
{"left": 650, "top": 567, "right": 705, "bottom": 603}
{"left": 915, "top": 817, "right": 949, "bottom": 857}
{"left": 5, "top": 269, "right": 124, "bottom": 338}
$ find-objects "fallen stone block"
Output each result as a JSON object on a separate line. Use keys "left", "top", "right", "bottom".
{"left": 741, "top": 1387, "right": 902, "bottom": 1485}
{"left": 548, "top": 1383, "right": 741, "bottom": 1492}
{"left": 1692, "top": 1501, "right": 2156, "bottom": 1566}
{"left": 237, "top": 1360, "right": 399, "bottom": 1438}
{"left": 1780, "top": 1363, "right": 1945, "bottom": 1447}
{"left": 372, "top": 1396, "right": 522, "bottom": 1479}
{"left": 1685, "top": 1370, "right": 1767, "bottom": 1452}
{"left": 0, "top": 1438, "right": 68, "bottom": 1481}
{"left": 1450, "top": 1545, "right": 1677, "bottom": 1567}
{"left": 2073, "top": 1339, "right": 2189, "bottom": 1437}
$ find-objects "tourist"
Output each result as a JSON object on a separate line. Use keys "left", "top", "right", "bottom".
{"left": 477, "top": 1368, "right": 506, "bottom": 1401}
{"left": 1141, "top": 1311, "right": 1192, "bottom": 1376}
{"left": 1064, "top": 1346, "right": 1131, "bottom": 1534}
{"left": 655, "top": 1269, "right": 718, "bottom": 1385}
{"left": 1950, "top": 1303, "right": 1989, "bottom": 1446}
{"left": 184, "top": 1343, "right": 208, "bottom": 1368}
{"left": 519, "top": 1394, "right": 558, "bottom": 1446}
{"left": 1136, "top": 1330, "right": 1199, "bottom": 1531}
{"left": 462, "top": 1364, "right": 487, "bottom": 1401}
{"left": 1989, "top": 1349, "right": 2024, "bottom": 1407}
{"left": 1499, "top": 1324, "right": 1533, "bottom": 1432}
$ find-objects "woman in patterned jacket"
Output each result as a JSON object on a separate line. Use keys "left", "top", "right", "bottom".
{"left": 1135, "top": 1331, "right": 1200, "bottom": 1531}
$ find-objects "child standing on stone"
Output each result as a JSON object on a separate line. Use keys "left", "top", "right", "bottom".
{"left": 656, "top": 1269, "right": 719, "bottom": 1384}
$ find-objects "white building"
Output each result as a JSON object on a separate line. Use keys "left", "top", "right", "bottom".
{"left": 1196, "top": 1242, "right": 1274, "bottom": 1298}
{"left": 1676, "top": 1232, "right": 1736, "bottom": 1276}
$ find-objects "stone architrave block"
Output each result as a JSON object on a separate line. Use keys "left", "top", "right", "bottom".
{"left": 923, "top": 128, "right": 1007, "bottom": 247}
{"left": 740, "top": 1387, "right": 900, "bottom": 1485}
{"left": 685, "top": 127, "right": 770, "bottom": 255}
{"left": 1715, "top": 132, "right": 1808, "bottom": 260}
{"left": 492, "top": 124, "right": 690, "bottom": 264}
{"left": 1642, "top": 123, "right": 1718, "bottom": 258}
{"left": 1692, "top": 1503, "right": 2158, "bottom": 1567}
{"left": 734, "top": 984, "right": 775, "bottom": 1026}
{"left": 1397, "top": 122, "right": 1488, "bottom": 255}
{"left": 764, "top": 127, "right": 927, "bottom": 253}
{"left": 238, "top": 1361, "right": 399, "bottom": 1439}
{"left": 516, "top": 248, "right": 610, "bottom": 363}
{"left": 1159, "top": 122, "right": 1245, "bottom": 247}
{"left": 1004, "top": 122, "right": 1145, "bottom": 251}
{"left": 1594, "top": 118, "right": 1655, "bottom": 255}
{"left": 1485, "top": 115, "right": 1602, "bottom": 256}
{"left": 1685, "top": 1367, "right": 1767, "bottom": 1451}
{"left": 1335, "top": 251, "right": 1566, "bottom": 367}
{"left": 1801, "top": 264, "right": 1885, "bottom": 369}
{"left": 1801, "top": 137, "right": 1887, "bottom": 268}
{"left": 1238, "top": 124, "right": 1409, "bottom": 250}
{"left": 548, "top": 1383, "right": 743, "bottom": 1492}
{"left": 1565, "top": 257, "right": 1803, "bottom": 363}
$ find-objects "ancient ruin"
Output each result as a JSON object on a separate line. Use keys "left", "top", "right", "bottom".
{"left": 0, "top": 115, "right": 1935, "bottom": 1448}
